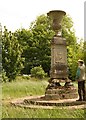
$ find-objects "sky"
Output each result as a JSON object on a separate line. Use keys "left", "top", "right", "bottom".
{"left": 0, "top": 0, "right": 85, "bottom": 39}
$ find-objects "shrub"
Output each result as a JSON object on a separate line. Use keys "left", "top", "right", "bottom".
{"left": 2, "top": 69, "right": 9, "bottom": 82}
{"left": 31, "top": 65, "right": 47, "bottom": 79}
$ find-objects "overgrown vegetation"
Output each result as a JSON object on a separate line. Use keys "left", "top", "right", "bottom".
{"left": 2, "top": 27, "right": 24, "bottom": 81}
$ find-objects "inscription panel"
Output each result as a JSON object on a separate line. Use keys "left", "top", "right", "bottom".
{"left": 51, "top": 43, "right": 67, "bottom": 79}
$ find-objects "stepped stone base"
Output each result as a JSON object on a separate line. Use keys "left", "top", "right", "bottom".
{"left": 45, "top": 85, "right": 78, "bottom": 100}
{"left": 11, "top": 95, "right": 86, "bottom": 109}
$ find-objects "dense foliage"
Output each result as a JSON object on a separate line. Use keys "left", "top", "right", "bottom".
{"left": 1, "top": 14, "right": 85, "bottom": 81}
{"left": 2, "top": 27, "right": 24, "bottom": 81}
{"left": 84, "top": 41, "right": 86, "bottom": 65}
{"left": 14, "top": 15, "right": 54, "bottom": 75}
{"left": 31, "top": 65, "right": 47, "bottom": 79}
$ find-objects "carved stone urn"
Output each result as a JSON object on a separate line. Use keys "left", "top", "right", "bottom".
{"left": 47, "top": 10, "right": 66, "bottom": 36}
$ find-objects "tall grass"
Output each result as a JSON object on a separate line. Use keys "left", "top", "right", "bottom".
{"left": 2, "top": 76, "right": 48, "bottom": 99}
{"left": 2, "top": 76, "right": 86, "bottom": 118}
{"left": 2, "top": 103, "right": 85, "bottom": 118}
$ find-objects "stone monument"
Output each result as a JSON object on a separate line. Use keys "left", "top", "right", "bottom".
{"left": 12, "top": 10, "right": 82, "bottom": 108}
{"left": 45, "top": 10, "right": 77, "bottom": 100}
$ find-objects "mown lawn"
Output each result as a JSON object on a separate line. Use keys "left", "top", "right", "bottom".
{"left": 2, "top": 76, "right": 86, "bottom": 119}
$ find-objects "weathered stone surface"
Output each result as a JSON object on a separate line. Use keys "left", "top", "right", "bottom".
{"left": 48, "top": 10, "right": 68, "bottom": 80}
{"left": 51, "top": 37, "right": 66, "bottom": 45}
{"left": 11, "top": 96, "right": 86, "bottom": 109}
{"left": 51, "top": 37, "right": 68, "bottom": 79}
{"left": 46, "top": 87, "right": 77, "bottom": 94}
{"left": 46, "top": 10, "right": 77, "bottom": 101}
{"left": 45, "top": 85, "right": 78, "bottom": 100}
{"left": 47, "top": 10, "right": 66, "bottom": 35}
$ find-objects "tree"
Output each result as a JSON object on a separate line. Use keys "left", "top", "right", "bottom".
{"left": 83, "top": 41, "right": 86, "bottom": 65}
{"left": 15, "top": 15, "right": 54, "bottom": 75}
{"left": 62, "top": 15, "right": 81, "bottom": 80}
{"left": 14, "top": 28, "right": 33, "bottom": 74}
{"left": 2, "top": 27, "right": 24, "bottom": 81}
{"left": 29, "top": 15, "right": 54, "bottom": 74}
{"left": 62, "top": 15, "right": 76, "bottom": 45}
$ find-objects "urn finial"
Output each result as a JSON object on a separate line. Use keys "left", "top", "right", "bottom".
{"left": 47, "top": 10, "right": 66, "bottom": 36}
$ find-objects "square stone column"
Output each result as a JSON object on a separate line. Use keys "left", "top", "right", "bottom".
{"left": 50, "top": 36, "right": 68, "bottom": 79}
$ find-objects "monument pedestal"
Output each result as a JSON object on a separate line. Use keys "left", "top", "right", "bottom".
{"left": 44, "top": 35, "right": 78, "bottom": 100}
{"left": 45, "top": 84, "right": 78, "bottom": 100}
{"left": 50, "top": 36, "right": 68, "bottom": 80}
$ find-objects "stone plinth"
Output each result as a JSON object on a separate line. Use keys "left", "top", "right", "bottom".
{"left": 50, "top": 36, "right": 67, "bottom": 79}
{"left": 45, "top": 85, "right": 78, "bottom": 100}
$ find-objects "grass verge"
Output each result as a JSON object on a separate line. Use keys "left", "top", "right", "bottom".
{"left": 2, "top": 76, "right": 86, "bottom": 118}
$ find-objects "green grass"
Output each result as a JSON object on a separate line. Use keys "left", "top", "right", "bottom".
{"left": 2, "top": 103, "right": 85, "bottom": 118}
{"left": 2, "top": 76, "right": 48, "bottom": 99}
{"left": 2, "top": 76, "right": 86, "bottom": 118}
